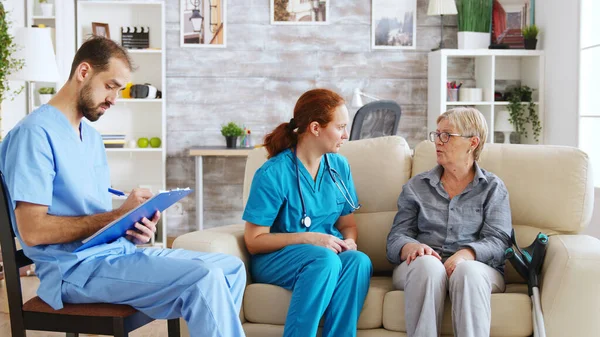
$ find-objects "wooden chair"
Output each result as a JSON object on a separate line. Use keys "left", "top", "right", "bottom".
{"left": 0, "top": 171, "right": 180, "bottom": 337}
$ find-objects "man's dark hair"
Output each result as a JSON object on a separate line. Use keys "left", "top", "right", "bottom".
{"left": 68, "top": 36, "right": 133, "bottom": 80}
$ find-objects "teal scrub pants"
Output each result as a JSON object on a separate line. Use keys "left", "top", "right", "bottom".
{"left": 251, "top": 244, "right": 373, "bottom": 337}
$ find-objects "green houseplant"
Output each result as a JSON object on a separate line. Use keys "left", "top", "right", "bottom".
{"left": 505, "top": 86, "right": 542, "bottom": 143}
{"left": 38, "top": 87, "right": 55, "bottom": 104}
{"left": 522, "top": 24, "right": 539, "bottom": 50}
{"left": 220, "top": 122, "right": 244, "bottom": 148}
{"left": 456, "top": 0, "right": 493, "bottom": 49}
{"left": 0, "top": 3, "right": 24, "bottom": 140}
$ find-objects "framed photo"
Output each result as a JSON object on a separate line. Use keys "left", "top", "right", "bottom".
{"left": 492, "top": 0, "right": 535, "bottom": 47}
{"left": 371, "top": 0, "right": 416, "bottom": 50}
{"left": 180, "top": 0, "right": 227, "bottom": 48}
{"left": 271, "top": 0, "right": 329, "bottom": 25}
{"left": 91, "top": 22, "right": 110, "bottom": 39}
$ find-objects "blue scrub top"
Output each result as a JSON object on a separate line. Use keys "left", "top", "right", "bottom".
{"left": 242, "top": 148, "right": 359, "bottom": 239}
{"left": 0, "top": 105, "right": 135, "bottom": 309}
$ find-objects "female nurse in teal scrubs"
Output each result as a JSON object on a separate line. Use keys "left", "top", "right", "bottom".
{"left": 243, "top": 88, "right": 373, "bottom": 337}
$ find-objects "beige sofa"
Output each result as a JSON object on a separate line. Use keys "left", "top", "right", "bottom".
{"left": 174, "top": 136, "right": 600, "bottom": 337}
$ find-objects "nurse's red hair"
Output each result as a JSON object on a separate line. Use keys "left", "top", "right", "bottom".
{"left": 264, "top": 88, "right": 345, "bottom": 159}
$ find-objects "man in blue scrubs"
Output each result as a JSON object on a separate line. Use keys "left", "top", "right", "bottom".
{"left": 243, "top": 89, "right": 373, "bottom": 337}
{"left": 0, "top": 37, "right": 245, "bottom": 337}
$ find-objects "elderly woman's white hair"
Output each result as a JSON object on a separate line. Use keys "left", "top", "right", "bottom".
{"left": 436, "top": 107, "right": 488, "bottom": 161}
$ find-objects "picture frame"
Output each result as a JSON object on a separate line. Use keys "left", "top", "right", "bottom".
{"left": 371, "top": 0, "right": 416, "bottom": 50}
{"left": 180, "top": 0, "right": 227, "bottom": 48}
{"left": 271, "top": 0, "right": 329, "bottom": 25}
{"left": 492, "top": 0, "right": 535, "bottom": 47}
{"left": 91, "top": 22, "right": 110, "bottom": 39}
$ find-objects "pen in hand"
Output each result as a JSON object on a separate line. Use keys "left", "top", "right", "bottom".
{"left": 108, "top": 187, "right": 126, "bottom": 197}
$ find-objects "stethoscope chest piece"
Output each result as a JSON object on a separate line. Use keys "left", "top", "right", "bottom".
{"left": 302, "top": 215, "right": 312, "bottom": 228}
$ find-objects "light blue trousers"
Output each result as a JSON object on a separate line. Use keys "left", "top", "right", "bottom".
{"left": 61, "top": 248, "right": 246, "bottom": 337}
{"left": 251, "top": 244, "right": 373, "bottom": 337}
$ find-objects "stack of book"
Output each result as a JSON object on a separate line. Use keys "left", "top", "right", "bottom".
{"left": 102, "top": 134, "right": 126, "bottom": 148}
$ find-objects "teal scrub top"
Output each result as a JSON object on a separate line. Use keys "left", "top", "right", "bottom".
{"left": 242, "top": 149, "right": 359, "bottom": 239}
{"left": 0, "top": 105, "right": 135, "bottom": 309}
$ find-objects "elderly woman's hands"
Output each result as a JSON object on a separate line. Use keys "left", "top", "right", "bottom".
{"left": 401, "top": 243, "right": 442, "bottom": 265}
{"left": 443, "top": 248, "right": 476, "bottom": 277}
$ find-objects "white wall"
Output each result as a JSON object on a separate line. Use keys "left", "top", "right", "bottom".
{"left": 1, "top": 0, "right": 26, "bottom": 138}
{"left": 536, "top": 0, "right": 580, "bottom": 147}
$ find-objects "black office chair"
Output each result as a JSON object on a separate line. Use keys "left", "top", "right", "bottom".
{"left": 0, "top": 171, "right": 181, "bottom": 337}
{"left": 349, "top": 100, "right": 402, "bottom": 141}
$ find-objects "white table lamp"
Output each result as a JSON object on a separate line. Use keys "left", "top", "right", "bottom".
{"left": 495, "top": 110, "right": 515, "bottom": 144}
{"left": 427, "top": 0, "right": 458, "bottom": 51}
{"left": 9, "top": 28, "right": 60, "bottom": 113}
{"left": 351, "top": 88, "right": 383, "bottom": 108}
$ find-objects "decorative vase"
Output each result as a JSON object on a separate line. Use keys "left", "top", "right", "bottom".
{"left": 457, "top": 32, "right": 490, "bottom": 49}
{"left": 40, "top": 3, "right": 53, "bottom": 17}
{"left": 38, "top": 94, "right": 52, "bottom": 105}
{"left": 225, "top": 136, "right": 238, "bottom": 148}
{"left": 524, "top": 38, "right": 537, "bottom": 50}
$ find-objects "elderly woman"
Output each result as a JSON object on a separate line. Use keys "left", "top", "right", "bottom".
{"left": 386, "top": 107, "right": 512, "bottom": 337}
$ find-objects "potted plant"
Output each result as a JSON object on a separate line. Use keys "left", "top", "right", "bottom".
{"left": 505, "top": 85, "right": 542, "bottom": 143}
{"left": 456, "top": 0, "right": 493, "bottom": 49}
{"left": 522, "top": 24, "right": 539, "bottom": 50}
{"left": 220, "top": 122, "right": 244, "bottom": 148}
{"left": 39, "top": 0, "right": 53, "bottom": 17}
{"left": 0, "top": 3, "right": 24, "bottom": 140}
{"left": 38, "top": 87, "right": 55, "bottom": 105}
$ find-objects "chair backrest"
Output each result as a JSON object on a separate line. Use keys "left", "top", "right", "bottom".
{"left": 349, "top": 100, "right": 402, "bottom": 141}
{"left": 0, "top": 171, "right": 33, "bottom": 328}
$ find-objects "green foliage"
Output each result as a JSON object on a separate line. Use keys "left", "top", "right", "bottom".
{"left": 0, "top": 3, "right": 24, "bottom": 104}
{"left": 522, "top": 25, "right": 539, "bottom": 40}
{"left": 39, "top": 0, "right": 49, "bottom": 3}
{"left": 220, "top": 122, "right": 244, "bottom": 137}
{"left": 38, "top": 87, "right": 55, "bottom": 95}
{"left": 506, "top": 86, "right": 542, "bottom": 142}
{"left": 456, "top": 0, "right": 493, "bottom": 33}
{"left": 273, "top": 0, "right": 290, "bottom": 22}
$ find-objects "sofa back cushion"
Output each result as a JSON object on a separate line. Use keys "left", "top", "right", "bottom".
{"left": 243, "top": 136, "right": 413, "bottom": 272}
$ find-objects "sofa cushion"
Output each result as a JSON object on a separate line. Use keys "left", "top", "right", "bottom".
{"left": 382, "top": 286, "right": 532, "bottom": 337}
{"left": 243, "top": 275, "right": 531, "bottom": 335}
{"left": 243, "top": 276, "right": 394, "bottom": 329}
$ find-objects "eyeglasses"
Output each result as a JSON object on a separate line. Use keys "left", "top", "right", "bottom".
{"left": 428, "top": 131, "right": 472, "bottom": 144}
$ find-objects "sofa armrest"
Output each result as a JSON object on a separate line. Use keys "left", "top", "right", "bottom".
{"left": 172, "top": 224, "right": 250, "bottom": 267}
{"left": 540, "top": 234, "right": 600, "bottom": 337}
{"left": 173, "top": 224, "right": 250, "bottom": 331}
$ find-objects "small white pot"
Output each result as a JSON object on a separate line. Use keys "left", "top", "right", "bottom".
{"left": 39, "top": 94, "right": 52, "bottom": 105}
{"left": 40, "top": 3, "right": 53, "bottom": 17}
{"left": 457, "top": 31, "right": 490, "bottom": 49}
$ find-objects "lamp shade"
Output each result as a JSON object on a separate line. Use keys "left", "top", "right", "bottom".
{"left": 427, "top": 0, "right": 458, "bottom": 16}
{"left": 8, "top": 28, "right": 60, "bottom": 82}
{"left": 495, "top": 110, "right": 515, "bottom": 132}
{"left": 351, "top": 88, "right": 364, "bottom": 108}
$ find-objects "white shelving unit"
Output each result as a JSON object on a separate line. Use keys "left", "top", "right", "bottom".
{"left": 77, "top": 0, "right": 168, "bottom": 247}
{"left": 428, "top": 49, "right": 545, "bottom": 144}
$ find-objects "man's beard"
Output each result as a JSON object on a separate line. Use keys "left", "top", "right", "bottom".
{"left": 77, "top": 82, "right": 108, "bottom": 122}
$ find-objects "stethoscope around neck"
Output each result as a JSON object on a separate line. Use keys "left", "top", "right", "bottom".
{"left": 294, "top": 148, "right": 361, "bottom": 228}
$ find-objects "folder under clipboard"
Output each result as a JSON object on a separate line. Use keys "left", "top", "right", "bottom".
{"left": 74, "top": 188, "right": 193, "bottom": 252}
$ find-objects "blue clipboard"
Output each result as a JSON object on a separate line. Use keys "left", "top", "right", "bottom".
{"left": 74, "top": 188, "right": 193, "bottom": 252}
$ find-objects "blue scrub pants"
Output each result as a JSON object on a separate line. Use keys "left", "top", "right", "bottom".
{"left": 251, "top": 244, "right": 372, "bottom": 337}
{"left": 61, "top": 248, "right": 246, "bottom": 337}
